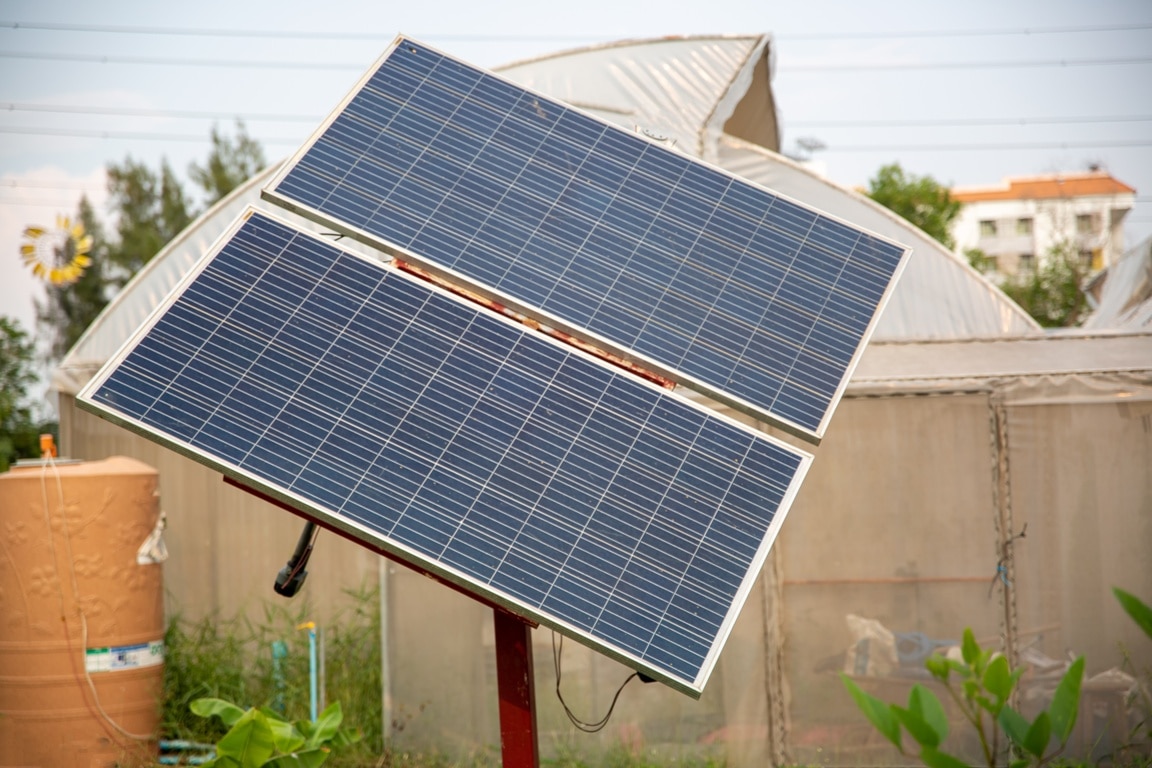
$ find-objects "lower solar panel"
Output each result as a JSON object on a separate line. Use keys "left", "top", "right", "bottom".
{"left": 77, "top": 209, "right": 811, "bottom": 696}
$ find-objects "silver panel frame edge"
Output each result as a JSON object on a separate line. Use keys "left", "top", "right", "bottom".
{"left": 261, "top": 34, "right": 914, "bottom": 447}
{"left": 76, "top": 205, "right": 815, "bottom": 698}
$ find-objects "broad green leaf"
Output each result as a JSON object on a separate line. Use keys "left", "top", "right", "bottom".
{"left": 1114, "top": 588, "right": 1152, "bottom": 640}
{"left": 265, "top": 748, "right": 331, "bottom": 768}
{"left": 200, "top": 757, "right": 242, "bottom": 768}
{"left": 998, "top": 705, "right": 1030, "bottom": 748}
{"left": 216, "top": 709, "right": 277, "bottom": 768}
{"left": 1009, "top": 759, "right": 1029, "bottom": 768}
{"left": 841, "top": 674, "right": 903, "bottom": 751}
{"left": 920, "top": 746, "right": 971, "bottom": 768}
{"left": 191, "top": 698, "right": 247, "bottom": 728}
{"left": 908, "top": 685, "right": 949, "bottom": 744}
{"left": 925, "top": 654, "right": 950, "bottom": 682}
{"left": 304, "top": 702, "right": 344, "bottom": 749}
{"left": 961, "top": 629, "right": 979, "bottom": 666}
{"left": 1049, "top": 656, "right": 1085, "bottom": 744}
{"left": 893, "top": 706, "right": 940, "bottom": 749}
{"left": 330, "top": 727, "right": 362, "bottom": 748}
{"left": 1023, "top": 711, "right": 1052, "bottom": 759}
{"left": 983, "top": 654, "right": 1013, "bottom": 705}
{"left": 257, "top": 705, "right": 291, "bottom": 723}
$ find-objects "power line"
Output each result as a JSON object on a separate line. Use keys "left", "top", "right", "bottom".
{"left": 777, "top": 22, "right": 1152, "bottom": 41}
{"left": 1, "top": 101, "right": 318, "bottom": 122}
{"left": 0, "top": 124, "right": 302, "bottom": 144}
{"left": 4, "top": 48, "right": 1152, "bottom": 72}
{"left": 827, "top": 139, "right": 1152, "bottom": 151}
{"left": 2, "top": 124, "right": 1147, "bottom": 153}
{"left": 2, "top": 19, "right": 1149, "bottom": 41}
{"left": 6, "top": 102, "right": 1150, "bottom": 130}
{"left": 788, "top": 114, "right": 1152, "bottom": 128}
{"left": 0, "top": 21, "right": 597, "bottom": 42}
{"left": 0, "top": 50, "right": 362, "bottom": 69}
{"left": 784, "top": 56, "right": 1152, "bottom": 72}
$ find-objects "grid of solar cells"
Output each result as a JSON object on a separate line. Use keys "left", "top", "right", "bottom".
{"left": 265, "top": 37, "right": 908, "bottom": 439}
{"left": 81, "top": 212, "right": 808, "bottom": 691}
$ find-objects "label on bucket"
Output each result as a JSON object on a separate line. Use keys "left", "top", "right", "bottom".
{"left": 85, "top": 640, "right": 165, "bottom": 672}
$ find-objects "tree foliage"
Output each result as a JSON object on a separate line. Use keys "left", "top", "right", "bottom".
{"left": 1000, "top": 240, "right": 1089, "bottom": 328}
{"left": 867, "top": 163, "right": 962, "bottom": 249}
{"left": 34, "top": 122, "right": 265, "bottom": 366}
{"left": 0, "top": 317, "right": 55, "bottom": 471}
{"left": 104, "top": 157, "right": 193, "bottom": 287}
{"left": 189, "top": 122, "right": 266, "bottom": 207}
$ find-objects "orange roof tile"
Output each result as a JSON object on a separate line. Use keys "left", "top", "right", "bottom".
{"left": 951, "top": 172, "right": 1136, "bottom": 202}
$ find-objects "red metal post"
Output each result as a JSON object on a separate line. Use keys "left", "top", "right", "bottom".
{"left": 494, "top": 607, "right": 539, "bottom": 768}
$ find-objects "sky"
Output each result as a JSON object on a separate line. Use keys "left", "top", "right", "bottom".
{"left": 2, "top": 0, "right": 1150, "bottom": 353}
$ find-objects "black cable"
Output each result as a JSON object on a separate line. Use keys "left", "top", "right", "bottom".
{"left": 552, "top": 632, "right": 636, "bottom": 733}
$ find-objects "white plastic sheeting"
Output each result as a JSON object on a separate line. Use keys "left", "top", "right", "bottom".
{"left": 56, "top": 33, "right": 1039, "bottom": 391}
{"left": 496, "top": 35, "right": 777, "bottom": 162}
{"left": 1083, "top": 236, "right": 1152, "bottom": 331}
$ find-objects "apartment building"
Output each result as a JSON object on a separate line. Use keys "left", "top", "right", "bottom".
{"left": 951, "top": 171, "right": 1136, "bottom": 276}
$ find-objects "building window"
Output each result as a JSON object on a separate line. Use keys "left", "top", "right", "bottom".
{"left": 1076, "top": 213, "right": 1100, "bottom": 234}
{"left": 1018, "top": 253, "right": 1035, "bottom": 275}
{"left": 979, "top": 219, "right": 997, "bottom": 237}
{"left": 1016, "top": 217, "right": 1033, "bottom": 236}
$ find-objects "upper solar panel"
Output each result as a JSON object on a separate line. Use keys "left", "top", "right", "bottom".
{"left": 263, "top": 37, "right": 909, "bottom": 443}
{"left": 77, "top": 210, "right": 811, "bottom": 696}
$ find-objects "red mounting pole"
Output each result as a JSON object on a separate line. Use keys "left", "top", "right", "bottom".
{"left": 494, "top": 607, "right": 539, "bottom": 768}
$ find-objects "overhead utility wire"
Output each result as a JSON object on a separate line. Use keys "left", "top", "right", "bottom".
{"left": 1, "top": 102, "right": 318, "bottom": 122}
{"left": 829, "top": 138, "right": 1152, "bottom": 150}
{"left": 791, "top": 114, "right": 1152, "bottom": 128}
{"left": 1, "top": 20, "right": 1149, "bottom": 40}
{"left": 0, "top": 50, "right": 360, "bottom": 69}
{"left": 784, "top": 56, "right": 1152, "bottom": 72}
{"left": 0, "top": 124, "right": 302, "bottom": 144}
{"left": 2, "top": 125, "right": 1147, "bottom": 152}
{"left": 7, "top": 102, "right": 1150, "bottom": 129}
{"left": 4, "top": 49, "right": 1151, "bottom": 71}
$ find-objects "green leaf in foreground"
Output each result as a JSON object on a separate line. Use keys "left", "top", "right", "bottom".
{"left": 1048, "top": 656, "right": 1084, "bottom": 744}
{"left": 216, "top": 709, "right": 277, "bottom": 768}
{"left": 909, "top": 684, "right": 949, "bottom": 745}
{"left": 1114, "top": 587, "right": 1152, "bottom": 639}
{"left": 920, "top": 746, "right": 972, "bottom": 768}
{"left": 841, "top": 673, "right": 902, "bottom": 750}
{"left": 191, "top": 697, "right": 247, "bottom": 728}
{"left": 1022, "top": 711, "right": 1052, "bottom": 759}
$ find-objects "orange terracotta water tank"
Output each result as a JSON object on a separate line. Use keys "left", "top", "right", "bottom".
{"left": 0, "top": 456, "right": 164, "bottom": 767}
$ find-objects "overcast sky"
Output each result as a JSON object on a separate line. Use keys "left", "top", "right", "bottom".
{"left": 2, "top": 0, "right": 1150, "bottom": 349}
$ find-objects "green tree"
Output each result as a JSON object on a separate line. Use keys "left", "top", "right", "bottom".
{"left": 35, "top": 196, "right": 111, "bottom": 361}
{"left": 0, "top": 317, "right": 55, "bottom": 471}
{"left": 867, "top": 163, "right": 962, "bottom": 249}
{"left": 104, "top": 157, "right": 193, "bottom": 288}
{"left": 189, "top": 121, "right": 267, "bottom": 207}
{"left": 1000, "top": 240, "right": 1088, "bottom": 328}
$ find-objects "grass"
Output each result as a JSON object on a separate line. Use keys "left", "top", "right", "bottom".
{"left": 162, "top": 582, "right": 384, "bottom": 765}
{"left": 160, "top": 585, "right": 729, "bottom": 766}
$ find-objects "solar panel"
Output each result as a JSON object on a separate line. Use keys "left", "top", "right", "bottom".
{"left": 263, "top": 36, "right": 910, "bottom": 442}
{"left": 77, "top": 210, "right": 811, "bottom": 696}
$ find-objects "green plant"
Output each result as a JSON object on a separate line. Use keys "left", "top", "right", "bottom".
{"left": 192, "top": 697, "right": 361, "bottom": 768}
{"left": 161, "top": 584, "right": 384, "bottom": 761}
{"left": 842, "top": 628, "right": 1084, "bottom": 768}
{"left": 1113, "top": 587, "right": 1152, "bottom": 762}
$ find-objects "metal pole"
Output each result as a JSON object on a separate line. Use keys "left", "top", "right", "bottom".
{"left": 493, "top": 608, "right": 539, "bottom": 768}
{"left": 298, "top": 621, "right": 318, "bottom": 722}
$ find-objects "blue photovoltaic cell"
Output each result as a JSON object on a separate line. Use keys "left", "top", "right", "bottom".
{"left": 78, "top": 211, "right": 809, "bottom": 693}
{"left": 264, "top": 37, "right": 908, "bottom": 440}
